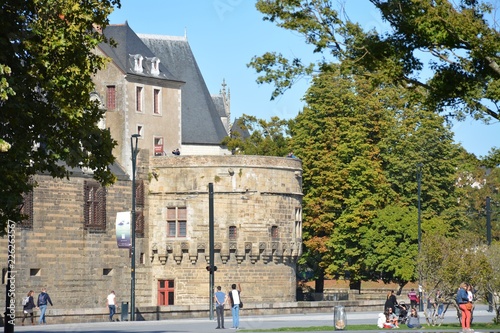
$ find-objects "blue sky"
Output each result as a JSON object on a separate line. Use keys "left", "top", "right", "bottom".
{"left": 108, "top": 0, "right": 498, "bottom": 157}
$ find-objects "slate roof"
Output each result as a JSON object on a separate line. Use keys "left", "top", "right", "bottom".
{"left": 139, "top": 34, "right": 229, "bottom": 145}
{"left": 100, "top": 22, "right": 182, "bottom": 83}
{"left": 212, "top": 94, "right": 227, "bottom": 118}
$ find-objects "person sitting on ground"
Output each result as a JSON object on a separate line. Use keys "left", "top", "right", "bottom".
{"left": 387, "top": 307, "right": 399, "bottom": 328}
{"left": 407, "top": 308, "right": 422, "bottom": 329}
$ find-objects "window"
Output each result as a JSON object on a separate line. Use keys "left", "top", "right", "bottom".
{"left": 271, "top": 225, "right": 279, "bottom": 239}
{"left": 153, "top": 88, "right": 161, "bottom": 115}
{"left": 137, "top": 125, "right": 144, "bottom": 137}
{"left": 158, "top": 279, "right": 174, "bottom": 305}
{"left": 154, "top": 137, "right": 164, "bottom": 156}
{"left": 84, "top": 181, "right": 106, "bottom": 230}
{"left": 30, "top": 268, "right": 41, "bottom": 277}
{"left": 294, "top": 207, "right": 302, "bottom": 240}
{"left": 106, "top": 85, "right": 116, "bottom": 110}
{"left": 20, "top": 190, "right": 34, "bottom": 229}
{"left": 135, "top": 211, "right": 144, "bottom": 238}
{"left": 229, "top": 226, "right": 237, "bottom": 240}
{"left": 136, "top": 86, "right": 143, "bottom": 112}
{"left": 166, "top": 207, "right": 186, "bottom": 238}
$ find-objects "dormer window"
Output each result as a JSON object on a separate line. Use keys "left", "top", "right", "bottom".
{"left": 146, "top": 57, "right": 160, "bottom": 76}
{"left": 129, "top": 54, "right": 144, "bottom": 73}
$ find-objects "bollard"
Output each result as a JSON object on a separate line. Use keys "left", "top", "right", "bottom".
{"left": 333, "top": 305, "right": 347, "bottom": 330}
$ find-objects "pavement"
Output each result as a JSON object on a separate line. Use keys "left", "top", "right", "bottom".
{"left": 13, "top": 304, "right": 499, "bottom": 333}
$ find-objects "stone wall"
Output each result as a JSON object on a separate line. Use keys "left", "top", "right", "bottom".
{"left": 0, "top": 172, "right": 142, "bottom": 315}
{"left": 0, "top": 154, "right": 303, "bottom": 323}
{"left": 147, "top": 155, "right": 303, "bottom": 305}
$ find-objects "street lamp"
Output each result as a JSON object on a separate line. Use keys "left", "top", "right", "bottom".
{"left": 416, "top": 163, "right": 423, "bottom": 312}
{"left": 130, "top": 134, "right": 140, "bottom": 321}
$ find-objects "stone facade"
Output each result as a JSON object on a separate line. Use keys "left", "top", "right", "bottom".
{"left": 0, "top": 171, "right": 139, "bottom": 313}
{"left": 0, "top": 154, "right": 302, "bottom": 324}
{"left": 147, "top": 155, "right": 303, "bottom": 305}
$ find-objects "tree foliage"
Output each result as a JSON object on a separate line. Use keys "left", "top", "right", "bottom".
{"left": 251, "top": 0, "right": 500, "bottom": 123}
{"left": 0, "top": 0, "right": 119, "bottom": 230}
{"left": 291, "top": 65, "right": 461, "bottom": 286}
{"left": 222, "top": 114, "right": 292, "bottom": 156}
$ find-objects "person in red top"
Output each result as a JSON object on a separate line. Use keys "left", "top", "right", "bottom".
{"left": 408, "top": 288, "right": 418, "bottom": 308}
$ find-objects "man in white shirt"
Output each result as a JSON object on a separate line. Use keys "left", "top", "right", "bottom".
{"left": 106, "top": 291, "right": 116, "bottom": 322}
{"left": 229, "top": 283, "right": 242, "bottom": 329}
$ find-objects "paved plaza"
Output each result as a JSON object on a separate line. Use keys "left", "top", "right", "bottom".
{"left": 13, "top": 304, "right": 499, "bottom": 333}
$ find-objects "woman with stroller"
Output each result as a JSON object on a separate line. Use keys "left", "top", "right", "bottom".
{"left": 385, "top": 290, "right": 398, "bottom": 313}
{"left": 407, "top": 308, "right": 423, "bottom": 329}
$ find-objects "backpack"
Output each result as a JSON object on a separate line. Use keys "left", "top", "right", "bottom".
{"left": 22, "top": 296, "right": 29, "bottom": 306}
{"left": 38, "top": 293, "right": 46, "bottom": 304}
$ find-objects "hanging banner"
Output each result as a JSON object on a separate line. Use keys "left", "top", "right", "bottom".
{"left": 116, "top": 212, "right": 131, "bottom": 249}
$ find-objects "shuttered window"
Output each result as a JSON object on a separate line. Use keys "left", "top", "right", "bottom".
{"left": 84, "top": 181, "right": 106, "bottom": 231}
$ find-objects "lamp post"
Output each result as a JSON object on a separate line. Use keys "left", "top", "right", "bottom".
{"left": 416, "top": 163, "right": 423, "bottom": 312}
{"left": 130, "top": 134, "right": 140, "bottom": 321}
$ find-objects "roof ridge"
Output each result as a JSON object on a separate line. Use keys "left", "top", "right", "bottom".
{"left": 138, "top": 33, "right": 187, "bottom": 41}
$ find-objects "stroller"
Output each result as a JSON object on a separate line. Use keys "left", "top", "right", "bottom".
{"left": 395, "top": 302, "right": 409, "bottom": 324}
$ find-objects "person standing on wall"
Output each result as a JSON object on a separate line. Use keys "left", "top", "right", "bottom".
{"left": 37, "top": 287, "right": 53, "bottom": 325}
{"left": 106, "top": 290, "right": 117, "bottom": 322}
{"left": 214, "top": 286, "right": 227, "bottom": 329}
{"left": 228, "top": 283, "right": 242, "bottom": 330}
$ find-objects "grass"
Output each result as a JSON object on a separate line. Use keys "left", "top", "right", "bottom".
{"left": 238, "top": 323, "right": 500, "bottom": 332}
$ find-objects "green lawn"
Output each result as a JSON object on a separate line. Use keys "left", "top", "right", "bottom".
{"left": 239, "top": 323, "right": 500, "bottom": 332}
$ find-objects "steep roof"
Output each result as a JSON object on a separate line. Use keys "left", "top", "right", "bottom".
{"left": 100, "top": 22, "right": 182, "bottom": 83}
{"left": 139, "top": 34, "right": 229, "bottom": 145}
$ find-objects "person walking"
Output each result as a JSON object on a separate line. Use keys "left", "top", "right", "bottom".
{"left": 408, "top": 288, "right": 418, "bottom": 308}
{"left": 106, "top": 290, "right": 117, "bottom": 322}
{"left": 457, "top": 282, "right": 472, "bottom": 332}
{"left": 228, "top": 283, "right": 242, "bottom": 329}
{"left": 21, "top": 290, "right": 37, "bottom": 326}
{"left": 214, "top": 286, "right": 227, "bottom": 329}
{"left": 384, "top": 290, "right": 398, "bottom": 313}
{"left": 37, "top": 287, "right": 53, "bottom": 325}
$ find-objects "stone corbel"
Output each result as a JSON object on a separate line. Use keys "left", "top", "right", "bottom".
{"left": 262, "top": 253, "right": 272, "bottom": 264}
{"left": 250, "top": 254, "right": 259, "bottom": 264}
{"left": 235, "top": 254, "right": 245, "bottom": 264}
{"left": 189, "top": 254, "right": 198, "bottom": 265}
{"left": 158, "top": 254, "right": 167, "bottom": 265}
{"left": 174, "top": 255, "right": 182, "bottom": 265}
{"left": 221, "top": 254, "right": 230, "bottom": 264}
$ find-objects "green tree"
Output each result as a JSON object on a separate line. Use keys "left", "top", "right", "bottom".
{"left": 293, "top": 64, "right": 462, "bottom": 288}
{"left": 291, "top": 68, "right": 395, "bottom": 287}
{"left": 222, "top": 114, "right": 292, "bottom": 156}
{"left": 251, "top": 0, "right": 500, "bottom": 124}
{"left": 0, "top": 0, "right": 119, "bottom": 230}
{"left": 449, "top": 147, "right": 500, "bottom": 241}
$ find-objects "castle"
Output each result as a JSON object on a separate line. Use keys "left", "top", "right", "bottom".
{"left": 0, "top": 22, "right": 303, "bottom": 323}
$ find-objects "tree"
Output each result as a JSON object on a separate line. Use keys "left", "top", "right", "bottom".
{"left": 419, "top": 231, "right": 492, "bottom": 322}
{"left": 292, "top": 64, "right": 462, "bottom": 288}
{"left": 251, "top": 0, "right": 500, "bottom": 124}
{"left": 0, "top": 0, "right": 119, "bottom": 230}
{"left": 222, "top": 114, "right": 292, "bottom": 156}
{"left": 291, "top": 68, "right": 396, "bottom": 287}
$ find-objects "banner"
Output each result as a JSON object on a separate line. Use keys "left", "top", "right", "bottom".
{"left": 116, "top": 212, "right": 131, "bottom": 249}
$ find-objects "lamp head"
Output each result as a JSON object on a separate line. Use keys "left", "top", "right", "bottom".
{"left": 131, "top": 134, "right": 141, "bottom": 138}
